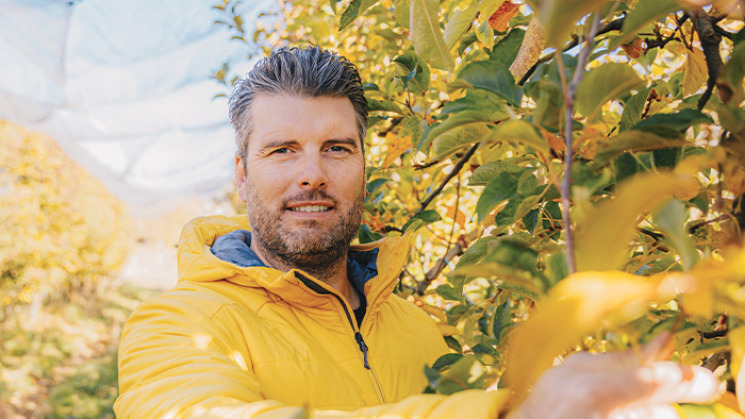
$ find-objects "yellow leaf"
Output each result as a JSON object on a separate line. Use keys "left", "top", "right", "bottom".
{"left": 729, "top": 326, "right": 745, "bottom": 413}
{"left": 683, "top": 47, "right": 708, "bottom": 97}
{"left": 509, "top": 17, "right": 546, "bottom": 81}
{"left": 437, "top": 323, "right": 461, "bottom": 336}
{"left": 382, "top": 134, "right": 413, "bottom": 169}
{"left": 446, "top": 203, "right": 466, "bottom": 227}
{"left": 575, "top": 172, "right": 700, "bottom": 271}
{"left": 504, "top": 271, "right": 680, "bottom": 404}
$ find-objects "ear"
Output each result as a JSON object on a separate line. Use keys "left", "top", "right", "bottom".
{"left": 234, "top": 153, "right": 249, "bottom": 203}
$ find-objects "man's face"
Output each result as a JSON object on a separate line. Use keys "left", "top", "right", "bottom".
{"left": 235, "top": 94, "right": 365, "bottom": 271}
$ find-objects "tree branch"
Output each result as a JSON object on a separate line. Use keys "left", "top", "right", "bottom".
{"left": 417, "top": 143, "right": 479, "bottom": 213}
{"left": 560, "top": 13, "right": 602, "bottom": 274}
{"left": 690, "top": 9, "right": 724, "bottom": 111}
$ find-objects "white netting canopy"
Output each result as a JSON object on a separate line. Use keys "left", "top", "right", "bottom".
{"left": 0, "top": 0, "right": 268, "bottom": 212}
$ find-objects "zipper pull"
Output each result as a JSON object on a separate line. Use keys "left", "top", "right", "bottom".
{"left": 354, "top": 332, "right": 371, "bottom": 370}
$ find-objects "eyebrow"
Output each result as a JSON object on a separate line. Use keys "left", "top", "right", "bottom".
{"left": 258, "top": 138, "right": 361, "bottom": 152}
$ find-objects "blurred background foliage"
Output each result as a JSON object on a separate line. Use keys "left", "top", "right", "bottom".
{"left": 0, "top": 121, "right": 145, "bottom": 417}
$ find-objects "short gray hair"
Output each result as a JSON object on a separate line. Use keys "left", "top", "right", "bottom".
{"left": 228, "top": 46, "right": 368, "bottom": 161}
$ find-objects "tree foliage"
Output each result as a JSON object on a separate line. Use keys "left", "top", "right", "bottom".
{"left": 0, "top": 121, "right": 131, "bottom": 318}
{"left": 215, "top": 0, "right": 745, "bottom": 414}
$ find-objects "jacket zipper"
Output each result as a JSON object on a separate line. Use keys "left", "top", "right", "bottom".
{"left": 296, "top": 273, "right": 388, "bottom": 403}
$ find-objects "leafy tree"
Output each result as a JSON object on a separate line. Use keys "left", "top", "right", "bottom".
{"left": 215, "top": 0, "right": 745, "bottom": 414}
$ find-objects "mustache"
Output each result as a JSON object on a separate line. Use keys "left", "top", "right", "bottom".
{"left": 282, "top": 190, "right": 337, "bottom": 207}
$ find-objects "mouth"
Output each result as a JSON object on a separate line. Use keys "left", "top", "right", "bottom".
{"left": 288, "top": 205, "right": 332, "bottom": 213}
{"left": 285, "top": 201, "right": 335, "bottom": 213}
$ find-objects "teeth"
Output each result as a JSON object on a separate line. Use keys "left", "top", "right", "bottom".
{"left": 291, "top": 205, "right": 330, "bottom": 213}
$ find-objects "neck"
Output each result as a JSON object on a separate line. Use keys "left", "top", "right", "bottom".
{"left": 250, "top": 239, "right": 360, "bottom": 309}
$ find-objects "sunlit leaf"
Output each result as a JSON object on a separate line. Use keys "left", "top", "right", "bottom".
{"left": 410, "top": 0, "right": 455, "bottom": 71}
{"left": 382, "top": 134, "right": 413, "bottom": 168}
{"left": 575, "top": 171, "right": 700, "bottom": 271}
{"left": 509, "top": 17, "right": 546, "bottom": 81}
{"left": 504, "top": 271, "right": 679, "bottom": 403}
{"left": 476, "top": 20, "right": 495, "bottom": 49}
{"left": 683, "top": 47, "right": 708, "bottom": 97}
{"left": 444, "top": 5, "right": 478, "bottom": 50}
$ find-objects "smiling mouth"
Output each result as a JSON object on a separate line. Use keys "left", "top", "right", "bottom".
{"left": 288, "top": 205, "right": 332, "bottom": 213}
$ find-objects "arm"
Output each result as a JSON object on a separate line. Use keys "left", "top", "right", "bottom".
{"left": 114, "top": 295, "right": 508, "bottom": 419}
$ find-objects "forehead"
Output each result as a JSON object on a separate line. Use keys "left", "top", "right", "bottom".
{"left": 247, "top": 94, "right": 360, "bottom": 150}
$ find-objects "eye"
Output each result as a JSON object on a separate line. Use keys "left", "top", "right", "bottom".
{"left": 328, "top": 145, "right": 350, "bottom": 153}
{"left": 271, "top": 147, "right": 290, "bottom": 154}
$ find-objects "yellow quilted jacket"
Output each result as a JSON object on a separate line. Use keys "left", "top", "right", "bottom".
{"left": 115, "top": 215, "right": 507, "bottom": 418}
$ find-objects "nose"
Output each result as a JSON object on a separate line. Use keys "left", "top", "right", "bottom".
{"left": 296, "top": 151, "right": 328, "bottom": 190}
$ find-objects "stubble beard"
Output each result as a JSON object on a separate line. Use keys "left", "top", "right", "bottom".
{"left": 245, "top": 179, "right": 364, "bottom": 281}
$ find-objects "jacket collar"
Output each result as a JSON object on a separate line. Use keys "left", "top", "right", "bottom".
{"left": 177, "top": 215, "right": 411, "bottom": 314}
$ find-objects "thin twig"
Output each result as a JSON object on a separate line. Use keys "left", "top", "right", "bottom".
{"left": 417, "top": 144, "right": 479, "bottom": 213}
{"left": 560, "top": 13, "right": 602, "bottom": 274}
{"left": 416, "top": 235, "right": 468, "bottom": 296}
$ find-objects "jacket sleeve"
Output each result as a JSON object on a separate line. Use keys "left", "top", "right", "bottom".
{"left": 114, "top": 295, "right": 509, "bottom": 419}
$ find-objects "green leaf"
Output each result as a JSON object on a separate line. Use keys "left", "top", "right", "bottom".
{"left": 496, "top": 194, "right": 541, "bottom": 229}
{"left": 633, "top": 109, "right": 714, "bottom": 132}
{"left": 429, "top": 118, "right": 492, "bottom": 157}
{"left": 476, "top": 19, "right": 495, "bottom": 49}
{"left": 619, "top": 87, "right": 654, "bottom": 132}
{"left": 469, "top": 160, "right": 524, "bottom": 186}
{"left": 576, "top": 63, "right": 645, "bottom": 121}
{"left": 444, "top": 5, "right": 478, "bottom": 50}
{"left": 614, "top": 0, "right": 680, "bottom": 48}
{"left": 393, "top": 52, "right": 432, "bottom": 94}
{"left": 449, "top": 238, "right": 547, "bottom": 296}
{"left": 457, "top": 60, "right": 523, "bottom": 106}
{"left": 394, "top": 0, "right": 411, "bottom": 29}
{"left": 593, "top": 130, "right": 688, "bottom": 166}
{"left": 410, "top": 0, "right": 455, "bottom": 71}
{"left": 432, "top": 353, "right": 464, "bottom": 371}
{"left": 358, "top": 224, "right": 382, "bottom": 243}
{"left": 653, "top": 200, "right": 699, "bottom": 271}
{"left": 476, "top": 172, "right": 520, "bottom": 223}
{"left": 402, "top": 209, "right": 442, "bottom": 232}
{"left": 339, "top": 0, "right": 380, "bottom": 31}
{"left": 436, "top": 284, "right": 465, "bottom": 302}
{"left": 486, "top": 119, "right": 548, "bottom": 154}
{"left": 367, "top": 98, "right": 404, "bottom": 114}
{"left": 490, "top": 28, "right": 526, "bottom": 68}
{"left": 441, "top": 89, "right": 505, "bottom": 117}
{"left": 365, "top": 178, "right": 389, "bottom": 194}
{"left": 492, "top": 299, "right": 511, "bottom": 344}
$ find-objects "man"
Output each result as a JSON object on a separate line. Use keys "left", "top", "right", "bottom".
{"left": 115, "top": 47, "right": 719, "bottom": 418}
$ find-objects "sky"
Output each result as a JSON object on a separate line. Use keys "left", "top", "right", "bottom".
{"left": 0, "top": 0, "right": 271, "bottom": 212}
